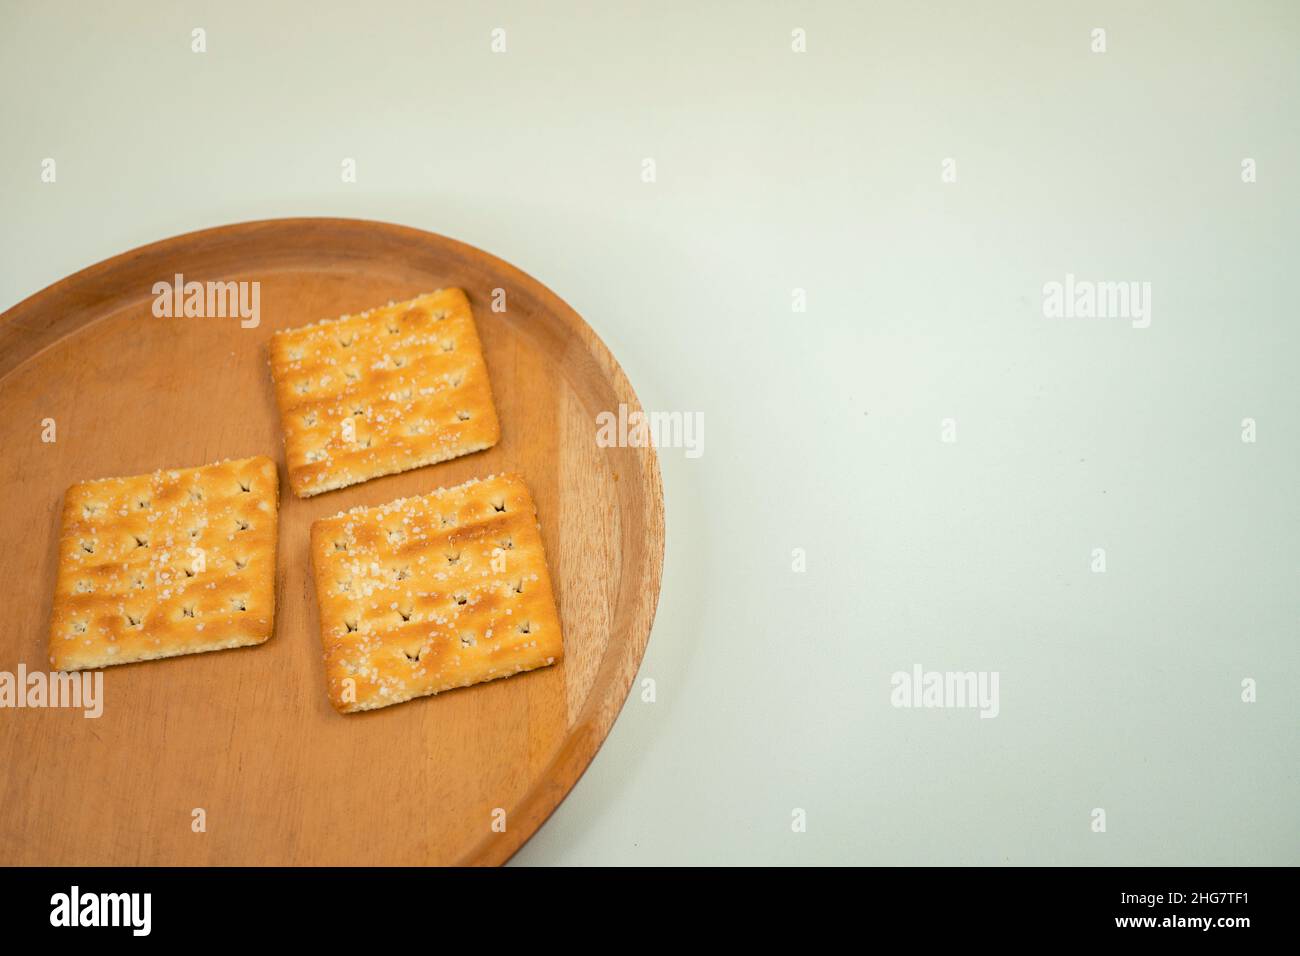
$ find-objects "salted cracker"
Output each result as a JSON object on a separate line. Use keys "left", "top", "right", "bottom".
{"left": 48, "top": 455, "right": 279, "bottom": 670}
{"left": 269, "top": 289, "right": 500, "bottom": 497}
{"left": 309, "top": 473, "right": 563, "bottom": 713}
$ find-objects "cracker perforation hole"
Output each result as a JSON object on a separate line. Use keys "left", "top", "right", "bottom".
{"left": 238, "top": 480, "right": 251, "bottom": 493}
{"left": 234, "top": 518, "right": 250, "bottom": 532}
{"left": 344, "top": 618, "right": 358, "bottom": 634}
{"left": 455, "top": 410, "right": 471, "bottom": 422}
{"left": 454, "top": 592, "right": 469, "bottom": 606}
{"left": 232, "top": 598, "right": 247, "bottom": 612}
{"left": 181, "top": 605, "right": 196, "bottom": 619}
{"left": 125, "top": 613, "right": 142, "bottom": 628}
{"left": 440, "top": 339, "right": 456, "bottom": 352}
{"left": 234, "top": 557, "right": 248, "bottom": 571}
{"left": 133, "top": 535, "right": 149, "bottom": 549}
{"left": 460, "top": 631, "right": 476, "bottom": 648}
{"left": 445, "top": 551, "right": 461, "bottom": 565}
{"left": 80, "top": 540, "right": 95, "bottom": 554}
{"left": 334, "top": 541, "right": 349, "bottom": 552}
{"left": 491, "top": 498, "right": 506, "bottom": 513}
{"left": 518, "top": 620, "right": 533, "bottom": 635}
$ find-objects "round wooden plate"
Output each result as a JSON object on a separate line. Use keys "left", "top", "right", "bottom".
{"left": 0, "top": 218, "right": 664, "bottom": 865}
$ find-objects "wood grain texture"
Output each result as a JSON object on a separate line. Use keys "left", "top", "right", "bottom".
{"left": 0, "top": 218, "right": 664, "bottom": 866}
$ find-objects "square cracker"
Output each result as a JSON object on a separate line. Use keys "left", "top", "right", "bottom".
{"left": 269, "top": 289, "right": 501, "bottom": 497}
{"left": 48, "top": 456, "right": 279, "bottom": 671}
{"left": 309, "top": 473, "right": 564, "bottom": 713}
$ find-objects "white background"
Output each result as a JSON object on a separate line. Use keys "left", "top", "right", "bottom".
{"left": 2, "top": 1, "right": 1296, "bottom": 864}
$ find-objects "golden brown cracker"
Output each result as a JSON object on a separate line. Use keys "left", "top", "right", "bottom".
{"left": 309, "top": 473, "right": 563, "bottom": 713}
{"left": 48, "top": 456, "right": 279, "bottom": 670}
{"left": 269, "top": 289, "right": 500, "bottom": 497}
